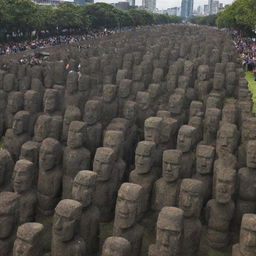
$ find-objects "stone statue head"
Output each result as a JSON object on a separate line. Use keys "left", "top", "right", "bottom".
{"left": 20, "top": 141, "right": 40, "bottom": 164}
{"left": 213, "top": 73, "right": 224, "bottom": 90}
{"left": 215, "top": 168, "right": 236, "bottom": 204}
{"left": 13, "top": 160, "right": 34, "bottom": 194}
{"left": 72, "top": 170, "right": 97, "bottom": 208}
{"left": 24, "top": 90, "right": 41, "bottom": 114}
{"left": 179, "top": 179, "right": 203, "bottom": 218}
{"left": 119, "top": 79, "right": 132, "bottom": 98}
{"left": 196, "top": 145, "right": 215, "bottom": 175}
{"left": 239, "top": 214, "right": 256, "bottom": 256}
{"left": 53, "top": 199, "right": 82, "bottom": 242}
{"left": 189, "top": 101, "right": 203, "bottom": 119}
{"left": 103, "top": 84, "right": 117, "bottom": 103}
{"left": 103, "top": 130, "right": 124, "bottom": 160}
{"left": 135, "top": 141, "right": 155, "bottom": 174}
{"left": 67, "top": 121, "right": 86, "bottom": 149}
{"left": 136, "top": 91, "right": 150, "bottom": 110}
{"left": 148, "top": 83, "right": 161, "bottom": 99}
{"left": 0, "top": 192, "right": 19, "bottom": 239}
{"left": 162, "top": 150, "right": 182, "bottom": 183}
{"left": 13, "top": 111, "right": 29, "bottom": 135}
{"left": 222, "top": 101, "right": 237, "bottom": 124}
{"left": 216, "top": 123, "right": 239, "bottom": 157}
{"left": 169, "top": 93, "right": 184, "bottom": 115}
{"left": 114, "top": 183, "right": 142, "bottom": 229}
{"left": 0, "top": 149, "right": 14, "bottom": 186}
{"left": 102, "top": 236, "right": 131, "bottom": 256}
{"left": 39, "top": 138, "right": 62, "bottom": 171}
{"left": 66, "top": 71, "right": 78, "bottom": 94}
{"left": 14, "top": 222, "right": 44, "bottom": 256}
{"left": 123, "top": 101, "right": 137, "bottom": 123}
{"left": 247, "top": 140, "right": 256, "bottom": 169}
{"left": 156, "top": 111, "right": 171, "bottom": 119}
{"left": 206, "top": 92, "right": 222, "bottom": 109}
{"left": 156, "top": 207, "right": 184, "bottom": 256}
{"left": 144, "top": 117, "right": 162, "bottom": 144}
{"left": 33, "top": 115, "right": 51, "bottom": 142}
{"left": 204, "top": 108, "right": 221, "bottom": 133}
{"left": 43, "top": 89, "right": 58, "bottom": 114}
{"left": 83, "top": 100, "right": 102, "bottom": 125}
{"left": 7, "top": 92, "right": 24, "bottom": 114}
{"left": 177, "top": 125, "right": 196, "bottom": 153}
{"left": 197, "top": 65, "right": 209, "bottom": 81}
{"left": 93, "top": 147, "right": 115, "bottom": 181}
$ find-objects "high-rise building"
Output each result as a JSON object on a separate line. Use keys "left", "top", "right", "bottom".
{"left": 142, "top": 0, "right": 156, "bottom": 12}
{"left": 181, "top": 0, "right": 194, "bottom": 18}
{"left": 127, "top": 0, "right": 135, "bottom": 6}
{"left": 204, "top": 4, "right": 209, "bottom": 15}
{"left": 208, "top": 0, "right": 213, "bottom": 14}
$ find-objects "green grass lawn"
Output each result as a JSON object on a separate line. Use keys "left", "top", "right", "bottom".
{"left": 246, "top": 71, "right": 256, "bottom": 113}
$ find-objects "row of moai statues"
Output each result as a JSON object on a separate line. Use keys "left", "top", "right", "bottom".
{"left": 0, "top": 24, "right": 256, "bottom": 256}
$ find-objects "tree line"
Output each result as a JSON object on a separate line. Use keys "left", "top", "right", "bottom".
{"left": 0, "top": 0, "right": 182, "bottom": 41}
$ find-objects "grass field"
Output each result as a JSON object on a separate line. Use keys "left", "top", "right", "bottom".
{"left": 246, "top": 71, "right": 256, "bottom": 113}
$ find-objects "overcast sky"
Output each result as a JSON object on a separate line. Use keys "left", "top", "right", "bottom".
{"left": 95, "top": 0, "right": 234, "bottom": 10}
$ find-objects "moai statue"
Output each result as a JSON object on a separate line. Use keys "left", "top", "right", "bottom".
{"left": 103, "top": 130, "right": 126, "bottom": 185}
{"left": 13, "top": 160, "right": 36, "bottom": 224}
{"left": 194, "top": 145, "right": 215, "bottom": 204}
{"left": 72, "top": 171, "right": 100, "bottom": 255}
{"left": 206, "top": 92, "right": 222, "bottom": 110}
{"left": 0, "top": 90, "right": 7, "bottom": 136}
{"left": 212, "top": 72, "right": 226, "bottom": 99}
{"left": 78, "top": 73, "right": 91, "bottom": 102}
{"left": 0, "top": 149, "right": 14, "bottom": 192}
{"left": 236, "top": 140, "right": 256, "bottom": 224}
{"left": 51, "top": 199, "right": 85, "bottom": 256}
{"left": 102, "top": 236, "right": 131, "bottom": 256}
{"left": 203, "top": 108, "right": 221, "bottom": 145}
{"left": 4, "top": 111, "right": 30, "bottom": 160}
{"left": 238, "top": 101, "right": 253, "bottom": 128}
{"left": 5, "top": 91, "right": 24, "bottom": 129}
{"left": 179, "top": 179, "right": 203, "bottom": 256}
{"left": 37, "top": 138, "right": 62, "bottom": 215}
{"left": 148, "top": 83, "right": 162, "bottom": 112}
{"left": 116, "top": 69, "right": 128, "bottom": 85}
{"left": 61, "top": 106, "right": 81, "bottom": 143}
{"left": 189, "top": 101, "right": 203, "bottom": 120}
{"left": 63, "top": 121, "right": 91, "bottom": 199}
{"left": 24, "top": 90, "right": 42, "bottom": 136}
{"left": 206, "top": 168, "right": 236, "bottom": 249}
{"left": 177, "top": 125, "right": 196, "bottom": 178}
{"left": 102, "top": 84, "right": 118, "bottom": 128}
{"left": 168, "top": 92, "right": 185, "bottom": 126}
{"left": 13, "top": 222, "right": 44, "bottom": 256}
{"left": 232, "top": 214, "right": 256, "bottom": 256}
{"left": 83, "top": 100, "right": 102, "bottom": 156}
{"left": 136, "top": 91, "right": 154, "bottom": 130}
{"left": 221, "top": 100, "right": 238, "bottom": 125}
{"left": 3, "top": 73, "right": 17, "bottom": 93}
{"left": 129, "top": 141, "right": 157, "bottom": 218}
{"left": 0, "top": 192, "right": 19, "bottom": 256}
{"left": 113, "top": 183, "right": 144, "bottom": 256}
{"left": 64, "top": 71, "right": 83, "bottom": 110}
{"left": 148, "top": 207, "right": 184, "bottom": 256}
{"left": 118, "top": 79, "right": 133, "bottom": 114}
{"left": 93, "top": 147, "right": 116, "bottom": 222}
{"left": 132, "top": 66, "right": 145, "bottom": 96}
{"left": 53, "top": 60, "right": 65, "bottom": 85}
{"left": 152, "top": 150, "right": 182, "bottom": 212}
{"left": 216, "top": 123, "right": 239, "bottom": 159}
{"left": 33, "top": 115, "right": 52, "bottom": 143}
{"left": 194, "top": 65, "right": 210, "bottom": 105}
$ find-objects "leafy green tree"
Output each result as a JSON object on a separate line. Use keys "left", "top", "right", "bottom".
{"left": 128, "top": 9, "right": 154, "bottom": 26}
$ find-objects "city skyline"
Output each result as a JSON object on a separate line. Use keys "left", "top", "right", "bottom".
{"left": 95, "top": 0, "right": 234, "bottom": 10}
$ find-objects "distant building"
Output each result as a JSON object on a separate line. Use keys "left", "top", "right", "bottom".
{"left": 114, "top": 1, "right": 130, "bottom": 9}
{"left": 75, "top": 0, "right": 93, "bottom": 4}
{"left": 170, "top": 7, "right": 178, "bottom": 16}
{"left": 208, "top": 0, "right": 213, "bottom": 14}
{"left": 181, "top": 0, "right": 194, "bottom": 18}
{"left": 142, "top": 0, "right": 156, "bottom": 12}
{"left": 212, "top": 0, "right": 219, "bottom": 14}
{"left": 204, "top": 4, "right": 209, "bottom": 15}
{"left": 127, "top": 0, "right": 135, "bottom": 6}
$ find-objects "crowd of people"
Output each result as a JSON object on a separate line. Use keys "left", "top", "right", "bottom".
{"left": 233, "top": 32, "right": 256, "bottom": 80}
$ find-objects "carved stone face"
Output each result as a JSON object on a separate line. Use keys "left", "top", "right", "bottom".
{"left": 102, "top": 237, "right": 131, "bottom": 256}
{"left": 103, "top": 84, "right": 117, "bottom": 103}
{"left": 213, "top": 73, "right": 224, "bottom": 90}
{"left": 7, "top": 92, "right": 23, "bottom": 114}
{"left": 179, "top": 179, "right": 203, "bottom": 218}
{"left": 115, "top": 183, "right": 142, "bottom": 229}
{"left": 162, "top": 150, "right": 181, "bottom": 182}
{"left": 222, "top": 102, "right": 237, "bottom": 124}
{"left": 93, "top": 148, "right": 114, "bottom": 181}
{"left": 215, "top": 169, "right": 236, "bottom": 204}
{"left": 13, "top": 111, "right": 29, "bottom": 135}
{"left": 24, "top": 91, "right": 41, "bottom": 114}
{"left": 43, "top": 89, "right": 58, "bottom": 113}
{"left": 103, "top": 131, "right": 123, "bottom": 159}
{"left": 135, "top": 141, "right": 155, "bottom": 174}
{"left": 83, "top": 100, "right": 101, "bottom": 125}
{"left": 196, "top": 145, "right": 214, "bottom": 175}
{"left": 66, "top": 71, "right": 78, "bottom": 94}
{"left": 136, "top": 92, "right": 150, "bottom": 110}
{"left": 239, "top": 214, "right": 256, "bottom": 256}
{"left": 13, "top": 239, "right": 32, "bottom": 256}
{"left": 197, "top": 65, "right": 209, "bottom": 81}
{"left": 216, "top": 124, "right": 238, "bottom": 156}
{"left": 189, "top": 101, "right": 203, "bottom": 119}
{"left": 247, "top": 141, "right": 256, "bottom": 169}
{"left": 148, "top": 84, "right": 160, "bottom": 99}
{"left": 144, "top": 117, "right": 162, "bottom": 144}
{"left": 119, "top": 79, "right": 132, "bottom": 98}
{"left": 67, "top": 121, "right": 85, "bottom": 149}
{"left": 177, "top": 125, "right": 195, "bottom": 153}
{"left": 205, "top": 108, "right": 221, "bottom": 133}
{"left": 169, "top": 94, "right": 184, "bottom": 115}
{"left": 123, "top": 101, "right": 137, "bottom": 123}
{"left": 156, "top": 207, "right": 183, "bottom": 256}
{"left": 13, "top": 160, "right": 33, "bottom": 194}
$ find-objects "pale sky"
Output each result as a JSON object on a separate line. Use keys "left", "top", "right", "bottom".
{"left": 95, "top": 0, "right": 234, "bottom": 10}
